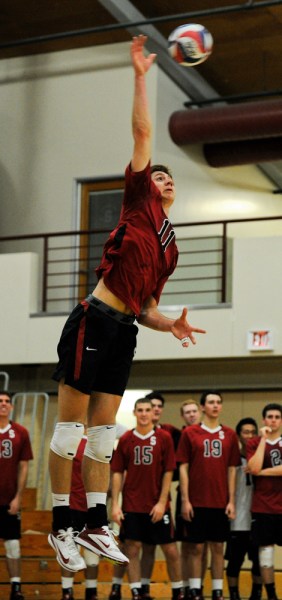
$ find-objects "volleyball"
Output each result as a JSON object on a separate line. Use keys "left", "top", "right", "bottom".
{"left": 168, "top": 23, "right": 213, "bottom": 67}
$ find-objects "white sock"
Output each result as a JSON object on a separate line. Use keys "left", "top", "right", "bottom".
{"left": 86, "top": 492, "right": 107, "bottom": 507}
{"left": 52, "top": 493, "right": 70, "bottom": 507}
{"left": 86, "top": 579, "right": 97, "bottom": 588}
{"left": 62, "top": 577, "right": 73, "bottom": 589}
{"left": 171, "top": 581, "right": 183, "bottom": 589}
{"left": 212, "top": 580, "right": 223, "bottom": 591}
{"left": 189, "top": 579, "right": 201, "bottom": 589}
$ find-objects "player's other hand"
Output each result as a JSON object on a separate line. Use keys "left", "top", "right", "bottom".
{"left": 171, "top": 307, "right": 206, "bottom": 347}
{"left": 131, "top": 35, "right": 156, "bottom": 76}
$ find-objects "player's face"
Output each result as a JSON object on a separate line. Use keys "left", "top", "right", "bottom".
{"left": 151, "top": 399, "right": 163, "bottom": 424}
{"left": 0, "top": 395, "right": 12, "bottom": 418}
{"left": 134, "top": 402, "right": 153, "bottom": 427}
{"left": 151, "top": 171, "right": 176, "bottom": 207}
{"left": 239, "top": 424, "right": 257, "bottom": 448}
{"left": 202, "top": 394, "right": 222, "bottom": 419}
{"left": 182, "top": 403, "right": 201, "bottom": 426}
{"left": 263, "top": 410, "right": 282, "bottom": 434}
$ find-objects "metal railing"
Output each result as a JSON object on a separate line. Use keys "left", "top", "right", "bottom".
{"left": 0, "top": 215, "right": 282, "bottom": 313}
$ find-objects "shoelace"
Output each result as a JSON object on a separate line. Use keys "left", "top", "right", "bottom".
{"left": 57, "top": 527, "right": 80, "bottom": 556}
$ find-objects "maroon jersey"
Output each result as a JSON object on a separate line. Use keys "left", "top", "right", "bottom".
{"left": 0, "top": 422, "right": 33, "bottom": 505}
{"left": 177, "top": 423, "right": 240, "bottom": 508}
{"left": 111, "top": 427, "right": 176, "bottom": 513}
{"left": 70, "top": 436, "right": 87, "bottom": 512}
{"left": 96, "top": 162, "right": 178, "bottom": 316}
{"left": 246, "top": 435, "right": 282, "bottom": 514}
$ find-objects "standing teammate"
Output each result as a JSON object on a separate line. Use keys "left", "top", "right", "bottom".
{"left": 175, "top": 400, "right": 208, "bottom": 600}
{"left": 48, "top": 34, "right": 205, "bottom": 571}
{"left": 247, "top": 403, "right": 282, "bottom": 600}
{"left": 111, "top": 397, "right": 184, "bottom": 600}
{"left": 0, "top": 391, "right": 33, "bottom": 600}
{"left": 177, "top": 391, "right": 241, "bottom": 600}
{"left": 226, "top": 418, "right": 262, "bottom": 600}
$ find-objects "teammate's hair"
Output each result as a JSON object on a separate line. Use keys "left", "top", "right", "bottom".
{"left": 200, "top": 390, "right": 222, "bottom": 407}
{"left": 134, "top": 397, "right": 152, "bottom": 410}
{"left": 145, "top": 391, "right": 165, "bottom": 406}
{"left": 262, "top": 403, "right": 282, "bottom": 418}
{"left": 236, "top": 417, "right": 258, "bottom": 436}
{"left": 151, "top": 164, "right": 173, "bottom": 179}
{"left": 0, "top": 391, "right": 12, "bottom": 401}
{"left": 180, "top": 400, "right": 200, "bottom": 416}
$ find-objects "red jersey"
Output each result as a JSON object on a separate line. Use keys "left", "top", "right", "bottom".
{"left": 246, "top": 435, "right": 282, "bottom": 514}
{"left": 111, "top": 427, "right": 176, "bottom": 513}
{"left": 69, "top": 436, "right": 87, "bottom": 512}
{"left": 96, "top": 162, "right": 178, "bottom": 316}
{"left": 176, "top": 423, "right": 240, "bottom": 508}
{"left": 0, "top": 421, "right": 33, "bottom": 505}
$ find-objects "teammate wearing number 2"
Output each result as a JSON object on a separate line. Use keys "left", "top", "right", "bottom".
{"left": 177, "top": 391, "right": 240, "bottom": 600}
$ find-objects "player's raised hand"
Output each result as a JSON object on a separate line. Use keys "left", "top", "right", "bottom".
{"left": 171, "top": 307, "right": 206, "bottom": 347}
{"left": 131, "top": 35, "right": 156, "bottom": 76}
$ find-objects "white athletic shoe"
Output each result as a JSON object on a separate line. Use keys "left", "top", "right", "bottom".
{"left": 75, "top": 525, "right": 129, "bottom": 565}
{"left": 48, "top": 527, "right": 86, "bottom": 572}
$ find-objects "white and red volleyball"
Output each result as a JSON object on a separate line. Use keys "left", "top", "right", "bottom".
{"left": 168, "top": 23, "right": 213, "bottom": 67}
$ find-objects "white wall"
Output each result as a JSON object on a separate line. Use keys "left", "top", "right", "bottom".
{"left": 0, "top": 235, "right": 280, "bottom": 365}
{"left": 0, "top": 41, "right": 282, "bottom": 245}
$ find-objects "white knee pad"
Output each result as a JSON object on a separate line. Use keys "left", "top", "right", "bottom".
{"left": 84, "top": 548, "right": 100, "bottom": 566}
{"left": 4, "top": 539, "right": 20, "bottom": 559}
{"left": 259, "top": 546, "right": 274, "bottom": 569}
{"left": 50, "top": 421, "right": 84, "bottom": 460}
{"left": 84, "top": 425, "right": 116, "bottom": 463}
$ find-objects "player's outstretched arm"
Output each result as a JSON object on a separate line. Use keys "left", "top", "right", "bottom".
{"left": 138, "top": 296, "right": 206, "bottom": 347}
{"left": 130, "top": 35, "right": 156, "bottom": 174}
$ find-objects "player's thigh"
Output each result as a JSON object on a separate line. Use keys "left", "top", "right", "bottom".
{"left": 57, "top": 382, "right": 89, "bottom": 422}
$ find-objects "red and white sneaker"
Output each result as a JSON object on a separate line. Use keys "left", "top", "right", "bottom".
{"left": 48, "top": 527, "right": 86, "bottom": 572}
{"left": 75, "top": 525, "right": 129, "bottom": 565}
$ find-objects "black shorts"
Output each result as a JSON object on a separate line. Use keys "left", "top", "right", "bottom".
{"left": 52, "top": 296, "right": 138, "bottom": 396}
{"left": 225, "top": 531, "right": 260, "bottom": 577}
{"left": 251, "top": 513, "right": 282, "bottom": 547}
{"left": 180, "top": 507, "right": 230, "bottom": 544}
{"left": 120, "top": 510, "right": 176, "bottom": 545}
{"left": 0, "top": 506, "right": 21, "bottom": 540}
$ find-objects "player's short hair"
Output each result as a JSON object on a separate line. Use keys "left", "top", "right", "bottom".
{"left": 145, "top": 391, "right": 165, "bottom": 406}
{"left": 180, "top": 399, "right": 200, "bottom": 416}
{"left": 200, "top": 390, "right": 222, "bottom": 406}
{"left": 134, "top": 397, "right": 152, "bottom": 410}
{"left": 235, "top": 417, "right": 258, "bottom": 436}
{"left": 151, "top": 164, "right": 173, "bottom": 179}
{"left": 262, "top": 403, "right": 282, "bottom": 418}
{"left": 0, "top": 390, "right": 12, "bottom": 401}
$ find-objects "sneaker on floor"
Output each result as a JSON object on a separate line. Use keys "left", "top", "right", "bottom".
{"left": 10, "top": 593, "right": 25, "bottom": 600}
{"left": 61, "top": 595, "right": 74, "bottom": 600}
{"left": 76, "top": 525, "right": 129, "bottom": 565}
{"left": 86, "top": 594, "right": 98, "bottom": 600}
{"left": 108, "top": 584, "right": 122, "bottom": 600}
{"left": 48, "top": 526, "right": 86, "bottom": 571}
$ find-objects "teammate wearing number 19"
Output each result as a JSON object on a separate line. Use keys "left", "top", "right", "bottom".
{"left": 111, "top": 398, "right": 184, "bottom": 600}
{"left": 177, "top": 391, "right": 241, "bottom": 600}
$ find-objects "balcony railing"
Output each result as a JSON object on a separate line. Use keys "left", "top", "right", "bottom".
{"left": 0, "top": 215, "right": 281, "bottom": 313}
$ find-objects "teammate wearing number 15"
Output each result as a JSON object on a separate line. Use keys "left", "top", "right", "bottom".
{"left": 111, "top": 397, "right": 184, "bottom": 600}
{"left": 177, "top": 391, "right": 241, "bottom": 600}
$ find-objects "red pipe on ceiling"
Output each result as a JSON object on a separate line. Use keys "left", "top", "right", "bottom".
{"left": 169, "top": 99, "right": 282, "bottom": 145}
{"left": 204, "top": 137, "right": 282, "bottom": 167}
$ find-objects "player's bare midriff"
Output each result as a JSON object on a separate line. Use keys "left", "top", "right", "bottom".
{"left": 92, "top": 278, "right": 135, "bottom": 316}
